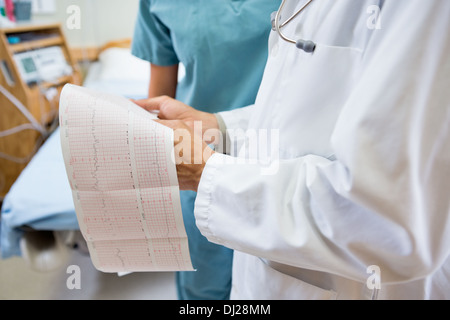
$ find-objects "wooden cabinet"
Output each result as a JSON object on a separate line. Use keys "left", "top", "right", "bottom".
{"left": 0, "top": 23, "right": 81, "bottom": 199}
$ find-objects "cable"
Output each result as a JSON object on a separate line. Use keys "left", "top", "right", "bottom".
{"left": 0, "top": 123, "right": 38, "bottom": 137}
{"left": 0, "top": 135, "right": 45, "bottom": 164}
{"left": 0, "top": 84, "right": 50, "bottom": 163}
{"left": 0, "top": 84, "right": 47, "bottom": 136}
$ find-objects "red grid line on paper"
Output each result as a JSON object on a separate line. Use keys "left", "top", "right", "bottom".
{"left": 62, "top": 87, "right": 192, "bottom": 272}
{"left": 140, "top": 188, "right": 180, "bottom": 239}
{"left": 93, "top": 239, "right": 154, "bottom": 271}
{"left": 151, "top": 238, "right": 188, "bottom": 270}
{"left": 130, "top": 115, "right": 181, "bottom": 239}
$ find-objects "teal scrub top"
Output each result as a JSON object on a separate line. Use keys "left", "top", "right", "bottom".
{"left": 131, "top": 0, "right": 281, "bottom": 113}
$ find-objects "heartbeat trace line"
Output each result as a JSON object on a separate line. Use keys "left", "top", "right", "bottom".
{"left": 60, "top": 84, "right": 194, "bottom": 273}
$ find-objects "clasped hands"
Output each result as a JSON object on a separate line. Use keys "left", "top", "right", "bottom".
{"left": 133, "top": 96, "right": 219, "bottom": 192}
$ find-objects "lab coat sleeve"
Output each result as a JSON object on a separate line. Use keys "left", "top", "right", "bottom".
{"left": 194, "top": 1, "right": 450, "bottom": 284}
{"left": 217, "top": 104, "right": 255, "bottom": 132}
{"left": 216, "top": 105, "right": 255, "bottom": 156}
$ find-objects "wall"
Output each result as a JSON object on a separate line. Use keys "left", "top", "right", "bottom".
{"left": 31, "top": 0, "right": 139, "bottom": 48}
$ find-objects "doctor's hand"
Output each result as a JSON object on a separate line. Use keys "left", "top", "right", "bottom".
{"left": 133, "top": 96, "right": 219, "bottom": 136}
{"left": 154, "top": 119, "right": 215, "bottom": 192}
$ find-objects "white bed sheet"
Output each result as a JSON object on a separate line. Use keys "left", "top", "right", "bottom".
{"left": 82, "top": 61, "right": 149, "bottom": 100}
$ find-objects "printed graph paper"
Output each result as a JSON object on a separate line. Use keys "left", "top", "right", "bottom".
{"left": 59, "top": 84, "right": 193, "bottom": 272}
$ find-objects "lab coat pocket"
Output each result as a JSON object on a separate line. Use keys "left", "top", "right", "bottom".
{"left": 235, "top": 255, "right": 338, "bottom": 300}
{"left": 273, "top": 43, "right": 363, "bottom": 159}
{"left": 264, "top": 261, "right": 338, "bottom": 300}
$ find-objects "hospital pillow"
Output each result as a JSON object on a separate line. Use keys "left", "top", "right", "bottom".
{"left": 97, "top": 47, "right": 151, "bottom": 83}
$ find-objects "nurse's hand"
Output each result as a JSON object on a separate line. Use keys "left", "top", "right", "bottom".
{"left": 154, "top": 118, "right": 215, "bottom": 192}
{"left": 132, "top": 96, "right": 219, "bottom": 135}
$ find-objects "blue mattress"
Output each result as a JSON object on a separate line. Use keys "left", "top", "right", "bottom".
{"left": 0, "top": 54, "right": 153, "bottom": 258}
{"left": 1, "top": 84, "right": 149, "bottom": 259}
{"left": 1, "top": 128, "right": 78, "bottom": 258}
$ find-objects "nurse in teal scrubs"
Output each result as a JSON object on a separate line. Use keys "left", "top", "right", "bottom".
{"left": 131, "top": 0, "right": 280, "bottom": 300}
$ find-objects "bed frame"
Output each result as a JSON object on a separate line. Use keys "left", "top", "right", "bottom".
{"left": 0, "top": 23, "right": 81, "bottom": 199}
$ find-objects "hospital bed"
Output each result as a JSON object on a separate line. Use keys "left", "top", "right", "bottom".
{"left": 0, "top": 42, "right": 152, "bottom": 271}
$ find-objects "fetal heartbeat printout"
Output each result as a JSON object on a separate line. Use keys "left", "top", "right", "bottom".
{"left": 59, "top": 84, "right": 193, "bottom": 272}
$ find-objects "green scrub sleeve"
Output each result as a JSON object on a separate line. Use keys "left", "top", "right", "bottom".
{"left": 131, "top": 0, "right": 179, "bottom": 66}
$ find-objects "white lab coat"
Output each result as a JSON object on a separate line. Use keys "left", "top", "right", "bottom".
{"left": 194, "top": 0, "right": 450, "bottom": 299}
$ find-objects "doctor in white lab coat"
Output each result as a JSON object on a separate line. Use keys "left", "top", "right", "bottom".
{"left": 134, "top": 0, "right": 450, "bottom": 299}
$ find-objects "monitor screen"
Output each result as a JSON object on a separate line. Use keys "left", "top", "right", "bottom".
{"left": 21, "top": 57, "right": 37, "bottom": 74}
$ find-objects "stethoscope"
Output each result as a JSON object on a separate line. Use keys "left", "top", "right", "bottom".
{"left": 271, "top": 0, "right": 316, "bottom": 53}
